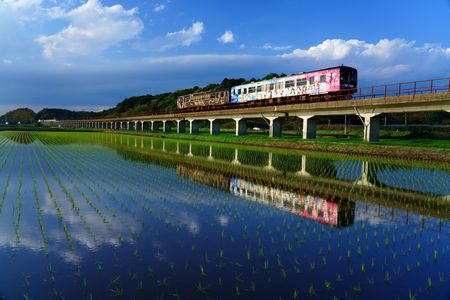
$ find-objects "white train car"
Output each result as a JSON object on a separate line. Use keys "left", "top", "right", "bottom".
{"left": 230, "top": 66, "right": 357, "bottom": 103}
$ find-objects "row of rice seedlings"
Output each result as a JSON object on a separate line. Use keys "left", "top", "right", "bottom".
{"left": 42, "top": 137, "right": 201, "bottom": 295}
{"left": 57, "top": 143, "right": 180, "bottom": 218}
{"left": 39, "top": 137, "right": 146, "bottom": 243}
{"left": 41, "top": 141, "right": 137, "bottom": 237}
{"left": 40, "top": 135, "right": 152, "bottom": 222}
{"left": 33, "top": 138, "right": 102, "bottom": 247}
{"left": 15, "top": 143, "right": 24, "bottom": 243}
{"left": 33, "top": 139, "right": 115, "bottom": 239}
{"left": 26, "top": 147, "right": 49, "bottom": 253}
{"left": 0, "top": 142, "right": 18, "bottom": 212}
{"left": 30, "top": 143, "right": 73, "bottom": 248}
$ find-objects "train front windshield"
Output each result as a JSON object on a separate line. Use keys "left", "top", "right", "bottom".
{"left": 340, "top": 68, "right": 357, "bottom": 88}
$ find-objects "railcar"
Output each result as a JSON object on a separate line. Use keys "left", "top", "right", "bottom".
{"left": 230, "top": 66, "right": 357, "bottom": 103}
{"left": 177, "top": 89, "right": 230, "bottom": 109}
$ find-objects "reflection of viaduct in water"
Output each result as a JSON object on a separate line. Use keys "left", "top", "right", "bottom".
{"left": 114, "top": 136, "right": 390, "bottom": 187}
{"left": 89, "top": 134, "right": 449, "bottom": 220}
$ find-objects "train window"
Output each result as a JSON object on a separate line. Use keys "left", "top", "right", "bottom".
{"left": 309, "top": 77, "right": 315, "bottom": 85}
{"left": 297, "top": 78, "right": 307, "bottom": 86}
{"left": 320, "top": 75, "right": 326, "bottom": 83}
{"left": 256, "top": 85, "right": 263, "bottom": 92}
{"left": 285, "top": 80, "right": 295, "bottom": 88}
{"left": 243, "top": 88, "right": 247, "bottom": 94}
{"left": 237, "top": 89, "right": 241, "bottom": 95}
{"left": 248, "top": 86, "right": 256, "bottom": 93}
{"left": 276, "top": 82, "right": 284, "bottom": 89}
{"left": 269, "top": 83, "right": 275, "bottom": 90}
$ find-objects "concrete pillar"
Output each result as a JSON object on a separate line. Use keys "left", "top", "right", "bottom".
{"left": 176, "top": 120, "right": 186, "bottom": 133}
{"left": 234, "top": 118, "right": 247, "bottom": 136}
{"left": 232, "top": 148, "right": 240, "bottom": 164}
{"left": 209, "top": 119, "right": 220, "bottom": 135}
{"left": 208, "top": 146, "right": 214, "bottom": 160}
{"left": 127, "top": 121, "right": 130, "bottom": 130}
{"left": 355, "top": 161, "right": 373, "bottom": 186}
{"left": 264, "top": 152, "right": 275, "bottom": 170}
{"left": 267, "top": 117, "right": 282, "bottom": 137}
{"left": 141, "top": 121, "right": 144, "bottom": 131}
{"left": 150, "top": 121, "right": 154, "bottom": 131}
{"left": 110, "top": 122, "right": 113, "bottom": 129}
{"left": 361, "top": 113, "right": 380, "bottom": 142}
{"left": 134, "top": 121, "right": 138, "bottom": 131}
{"left": 296, "top": 155, "right": 311, "bottom": 177}
{"left": 298, "top": 116, "right": 316, "bottom": 139}
{"left": 188, "top": 119, "right": 199, "bottom": 134}
{"left": 163, "top": 121, "right": 172, "bottom": 133}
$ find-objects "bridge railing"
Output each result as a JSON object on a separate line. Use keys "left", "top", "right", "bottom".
{"left": 351, "top": 77, "right": 450, "bottom": 101}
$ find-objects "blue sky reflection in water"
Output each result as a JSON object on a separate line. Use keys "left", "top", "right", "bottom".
{"left": 0, "top": 131, "right": 449, "bottom": 299}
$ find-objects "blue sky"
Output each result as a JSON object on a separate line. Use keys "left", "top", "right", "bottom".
{"left": 1, "top": 0, "right": 450, "bottom": 114}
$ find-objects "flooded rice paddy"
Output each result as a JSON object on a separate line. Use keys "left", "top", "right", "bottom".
{"left": 0, "top": 131, "right": 449, "bottom": 300}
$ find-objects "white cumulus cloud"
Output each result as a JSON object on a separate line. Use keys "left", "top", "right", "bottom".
{"left": 35, "top": 0, "right": 143, "bottom": 59}
{"left": 136, "top": 21, "right": 204, "bottom": 51}
{"left": 154, "top": 3, "right": 165, "bottom": 12}
{"left": 2, "top": 0, "right": 42, "bottom": 10}
{"left": 217, "top": 30, "right": 235, "bottom": 44}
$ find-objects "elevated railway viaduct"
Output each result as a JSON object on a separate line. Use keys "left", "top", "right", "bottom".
{"left": 58, "top": 78, "right": 450, "bottom": 142}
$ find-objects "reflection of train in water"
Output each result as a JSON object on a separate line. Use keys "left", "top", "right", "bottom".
{"left": 229, "top": 178, "right": 355, "bottom": 227}
{"left": 177, "top": 66, "right": 358, "bottom": 110}
{"left": 176, "top": 164, "right": 355, "bottom": 227}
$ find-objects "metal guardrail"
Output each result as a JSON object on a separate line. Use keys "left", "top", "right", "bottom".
{"left": 75, "top": 77, "right": 450, "bottom": 120}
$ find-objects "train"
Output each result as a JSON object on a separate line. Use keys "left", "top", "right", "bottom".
{"left": 177, "top": 65, "right": 357, "bottom": 110}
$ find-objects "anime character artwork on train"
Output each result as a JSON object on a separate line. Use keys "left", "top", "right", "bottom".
{"left": 230, "top": 66, "right": 357, "bottom": 103}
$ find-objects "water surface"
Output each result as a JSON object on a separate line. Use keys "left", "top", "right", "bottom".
{"left": 0, "top": 131, "right": 448, "bottom": 299}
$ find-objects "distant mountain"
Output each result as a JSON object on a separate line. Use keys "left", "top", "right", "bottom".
{"left": 0, "top": 108, "right": 36, "bottom": 124}
{"left": 35, "top": 108, "right": 99, "bottom": 120}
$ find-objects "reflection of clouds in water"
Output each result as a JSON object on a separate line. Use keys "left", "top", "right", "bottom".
{"left": 356, "top": 212, "right": 388, "bottom": 226}
{"left": 217, "top": 215, "right": 229, "bottom": 227}
{"left": 0, "top": 192, "right": 140, "bottom": 265}
{"left": 172, "top": 211, "right": 200, "bottom": 235}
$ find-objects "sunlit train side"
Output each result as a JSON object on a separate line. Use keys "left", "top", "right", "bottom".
{"left": 176, "top": 66, "right": 357, "bottom": 110}
{"left": 230, "top": 66, "right": 357, "bottom": 103}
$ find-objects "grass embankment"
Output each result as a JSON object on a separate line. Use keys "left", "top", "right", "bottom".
{"left": 102, "top": 128, "right": 450, "bottom": 162}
